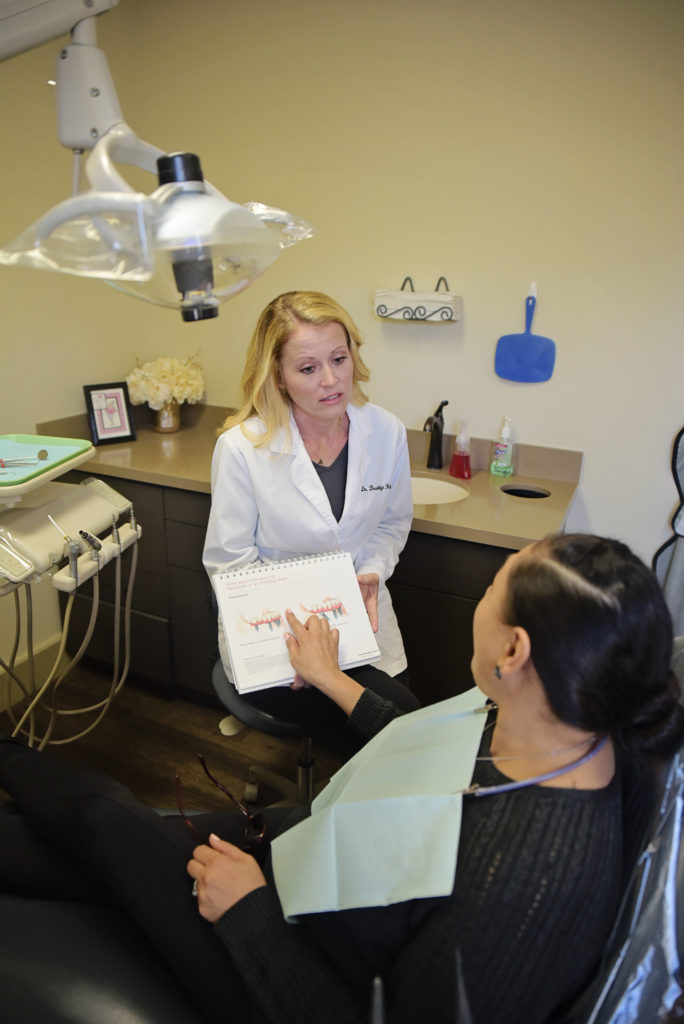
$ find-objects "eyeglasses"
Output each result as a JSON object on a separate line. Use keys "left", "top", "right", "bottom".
{"left": 174, "top": 753, "right": 267, "bottom": 854}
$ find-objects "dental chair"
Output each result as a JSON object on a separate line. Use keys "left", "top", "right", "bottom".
{"left": 0, "top": 879, "right": 204, "bottom": 1024}
{"left": 653, "top": 424, "right": 684, "bottom": 636}
{"left": 1, "top": 644, "right": 684, "bottom": 1024}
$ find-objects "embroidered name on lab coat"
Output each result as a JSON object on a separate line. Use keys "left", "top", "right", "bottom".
{"left": 361, "top": 483, "right": 392, "bottom": 492}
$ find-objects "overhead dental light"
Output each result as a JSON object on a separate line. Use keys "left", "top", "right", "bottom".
{"left": 0, "top": 0, "right": 315, "bottom": 322}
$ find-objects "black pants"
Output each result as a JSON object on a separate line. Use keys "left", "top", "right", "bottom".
{"left": 0, "top": 740, "right": 295, "bottom": 1024}
{"left": 241, "top": 664, "right": 419, "bottom": 734}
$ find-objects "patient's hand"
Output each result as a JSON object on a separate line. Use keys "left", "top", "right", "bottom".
{"left": 284, "top": 610, "right": 365, "bottom": 715}
{"left": 187, "top": 834, "right": 266, "bottom": 923}
{"left": 284, "top": 609, "right": 341, "bottom": 690}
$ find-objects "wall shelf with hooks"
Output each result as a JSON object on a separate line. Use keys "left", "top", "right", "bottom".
{"left": 373, "top": 277, "right": 462, "bottom": 323}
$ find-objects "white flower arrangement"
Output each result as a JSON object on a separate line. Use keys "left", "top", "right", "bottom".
{"left": 126, "top": 354, "right": 205, "bottom": 411}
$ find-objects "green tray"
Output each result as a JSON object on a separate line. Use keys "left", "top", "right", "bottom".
{"left": 0, "top": 434, "right": 94, "bottom": 495}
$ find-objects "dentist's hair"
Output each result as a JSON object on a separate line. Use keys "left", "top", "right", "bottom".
{"left": 221, "top": 291, "right": 370, "bottom": 447}
{"left": 505, "top": 533, "right": 684, "bottom": 759}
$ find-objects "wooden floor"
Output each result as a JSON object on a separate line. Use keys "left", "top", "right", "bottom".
{"left": 0, "top": 661, "right": 344, "bottom": 812}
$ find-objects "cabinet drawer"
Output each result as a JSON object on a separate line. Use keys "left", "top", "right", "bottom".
{"left": 95, "top": 565, "right": 169, "bottom": 618}
{"left": 392, "top": 532, "right": 512, "bottom": 600}
{"left": 133, "top": 528, "right": 167, "bottom": 577}
{"left": 389, "top": 582, "right": 476, "bottom": 705}
{"left": 95, "top": 527, "right": 165, "bottom": 579}
{"left": 59, "top": 562, "right": 168, "bottom": 619}
{"left": 166, "top": 520, "right": 206, "bottom": 572}
{"left": 168, "top": 565, "right": 218, "bottom": 697}
{"left": 164, "top": 488, "right": 211, "bottom": 528}
{"left": 65, "top": 593, "right": 172, "bottom": 686}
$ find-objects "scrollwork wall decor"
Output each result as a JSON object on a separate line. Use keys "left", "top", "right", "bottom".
{"left": 373, "top": 277, "right": 462, "bottom": 323}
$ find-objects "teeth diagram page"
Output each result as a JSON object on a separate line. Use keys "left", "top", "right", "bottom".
{"left": 213, "top": 552, "right": 380, "bottom": 692}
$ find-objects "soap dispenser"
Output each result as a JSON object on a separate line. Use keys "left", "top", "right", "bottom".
{"left": 449, "top": 420, "right": 471, "bottom": 479}
{"left": 490, "top": 417, "right": 514, "bottom": 477}
{"left": 423, "top": 400, "right": 449, "bottom": 469}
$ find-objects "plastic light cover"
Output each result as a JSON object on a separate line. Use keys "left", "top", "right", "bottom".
{"left": 0, "top": 192, "right": 155, "bottom": 280}
{"left": 0, "top": 192, "right": 315, "bottom": 311}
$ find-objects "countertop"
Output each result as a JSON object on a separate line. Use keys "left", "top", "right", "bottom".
{"left": 38, "top": 404, "right": 225, "bottom": 495}
{"left": 38, "top": 406, "right": 583, "bottom": 552}
{"left": 407, "top": 431, "right": 582, "bottom": 549}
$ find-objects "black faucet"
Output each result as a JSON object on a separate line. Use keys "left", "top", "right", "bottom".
{"left": 423, "top": 400, "right": 448, "bottom": 469}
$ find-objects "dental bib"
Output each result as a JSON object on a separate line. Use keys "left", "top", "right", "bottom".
{"left": 272, "top": 687, "right": 486, "bottom": 919}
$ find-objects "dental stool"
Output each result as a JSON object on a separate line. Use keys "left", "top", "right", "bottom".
{"left": 211, "top": 659, "right": 325, "bottom": 804}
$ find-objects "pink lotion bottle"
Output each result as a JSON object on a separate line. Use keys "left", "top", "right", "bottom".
{"left": 449, "top": 420, "right": 471, "bottom": 479}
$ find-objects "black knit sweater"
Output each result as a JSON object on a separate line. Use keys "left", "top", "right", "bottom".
{"left": 214, "top": 690, "right": 622, "bottom": 1024}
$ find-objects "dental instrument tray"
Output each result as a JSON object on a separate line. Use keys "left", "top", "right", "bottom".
{"left": 0, "top": 434, "right": 94, "bottom": 503}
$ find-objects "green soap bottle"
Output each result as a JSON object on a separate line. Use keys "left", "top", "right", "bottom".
{"left": 490, "top": 417, "right": 514, "bottom": 477}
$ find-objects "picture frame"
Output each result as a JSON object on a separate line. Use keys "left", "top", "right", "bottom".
{"left": 83, "top": 382, "right": 137, "bottom": 446}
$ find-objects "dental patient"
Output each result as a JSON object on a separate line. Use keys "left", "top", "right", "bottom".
{"left": 1, "top": 533, "right": 682, "bottom": 1024}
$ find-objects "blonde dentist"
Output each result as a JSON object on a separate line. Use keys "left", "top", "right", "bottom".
{"left": 203, "top": 291, "right": 418, "bottom": 727}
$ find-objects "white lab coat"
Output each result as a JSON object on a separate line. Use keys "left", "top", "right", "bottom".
{"left": 203, "top": 401, "right": 413, "bottom": 677}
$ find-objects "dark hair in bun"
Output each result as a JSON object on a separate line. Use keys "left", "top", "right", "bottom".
{"left": 504, "top": 534, "right": 684, "bottom": 759}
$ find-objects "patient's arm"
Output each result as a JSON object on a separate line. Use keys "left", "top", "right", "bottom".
{"left": 283, "top": 609, "right": 364, "bottom": 716}
{"left": 284, "top": 608, "right": 409, "bottom": 742}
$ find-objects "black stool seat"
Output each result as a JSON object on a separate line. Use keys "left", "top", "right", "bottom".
{"left": 211, "top": 660, "right": 318, "bottom": 739}
{"left": 211, "top": 660, "right": 321, "bottom": 804}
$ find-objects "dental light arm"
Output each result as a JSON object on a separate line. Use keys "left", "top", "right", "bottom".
{"left": 0, "top": 0, "right": 119, "bottom": 62}
{"left": 0, "top": 0, "right": 315, "bottom": 321}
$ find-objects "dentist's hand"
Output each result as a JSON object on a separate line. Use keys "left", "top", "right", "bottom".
{"left": 357, "top": 573, "right": 379, "bottom": 632}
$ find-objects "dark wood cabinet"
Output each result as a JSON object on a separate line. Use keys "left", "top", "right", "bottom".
{"left": 388, "top": 531, "right": 513, "bottom": 705}
{"left": 164, "top": 489, "right": 218, "bottom": 699}
{"left": 60, "top": 471, "right": 218, "bottom": 700}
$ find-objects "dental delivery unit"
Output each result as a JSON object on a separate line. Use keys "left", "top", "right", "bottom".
{"left": 0, "top": 435, "right": 142, "bottom": 748}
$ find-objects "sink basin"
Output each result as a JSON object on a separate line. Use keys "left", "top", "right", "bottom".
{"left": 411, "top": 476, "right": 468, "bottom": 505}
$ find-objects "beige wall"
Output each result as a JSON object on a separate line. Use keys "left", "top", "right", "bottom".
{"left": 1, "top": 0, "right": 683, "bottom": 652}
